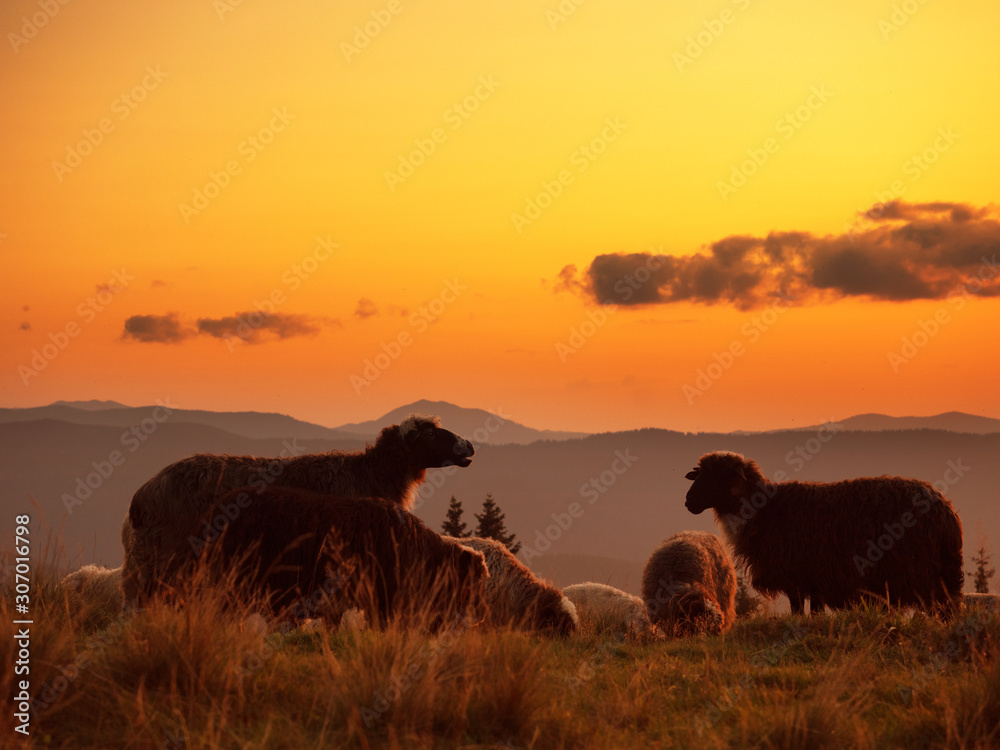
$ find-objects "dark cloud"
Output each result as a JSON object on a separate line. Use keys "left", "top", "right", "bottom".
{"left": 196, "top": 311, "right": 322, "bottom": 344}
{"left": 122, "top": 313, "right": 195, "bottom": 343}
{"left": 354, "top": 298, "right": 378, "bottom": 319}
{"left": 123, "top": 311, "right": 325, "bottom": 344}
{"left": 560, "top": 202, "right": 1000, "bottom": 309}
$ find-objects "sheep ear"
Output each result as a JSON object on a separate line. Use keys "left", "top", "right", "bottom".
{"left": 684, "top": 468, "right": 700, "bottom": 481}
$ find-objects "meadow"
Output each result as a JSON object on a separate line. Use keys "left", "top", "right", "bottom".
{"left": 3, "top": 545, "right": 998, "bottom": 750}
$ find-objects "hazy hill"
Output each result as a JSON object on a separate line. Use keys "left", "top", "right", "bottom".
{"left": 795, "top": 411, "right": 1000, "bottom": 434}
{"left": 0, "top": 404, "right": 354, "bottom": 441}
{"left": 1, "top": 415, "right": 996, "bottom": 597}
{"left": 332, "top": 399, "right": 589, "bottom": 445}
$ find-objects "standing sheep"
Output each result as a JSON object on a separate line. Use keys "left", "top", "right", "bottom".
{"left": 642, "top": 531, "right": 737, "bottom": 636}
{"left": 562, "top": 582, "right": 652, "bottom": 636}
{"left": 60, "top": 565, "right": 124, "bottom": 614}
{"left": 443, "top": 536, "right": 578, "bottom": 636}
{"left": 684, "top": 451, "right": 964, "bottom": 616}
{"left": 163, "top": 486, "right": 489, "bottom": 629}
{"left": 122, "top": 414, "right": 474, "bottom": 605}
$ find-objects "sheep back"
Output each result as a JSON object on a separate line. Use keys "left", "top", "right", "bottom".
{"left": 562, "top": 582, "right": 651, "bottom": 636}
{"left": 641, "top": 530, "right": 737, "bottom": 635}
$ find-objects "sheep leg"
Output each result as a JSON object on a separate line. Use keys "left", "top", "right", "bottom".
{"left": 808, "top": 594, "right": 825, "bottom": 615}
{"left": 788, "top": 591, "right": 805, "bottom": 615}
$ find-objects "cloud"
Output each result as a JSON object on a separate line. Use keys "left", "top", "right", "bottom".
{"left": 354, "top": 297, "right": 378, "bottom": 319}
{"left": 197, "top": 311, "right": 322, "bottom": 344}
{"left": 123, "top": 311, "right": 328, "bottom": 344}
{"left": 122, "top": 313, "right": 196, "bottom": 343}
{"left": 558, "top": 202, "right": 1000, "bottom": 309}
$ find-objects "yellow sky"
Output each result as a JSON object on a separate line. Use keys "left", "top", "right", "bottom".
{"left": 2, "top": 0, "right": 998, "bottom": 433}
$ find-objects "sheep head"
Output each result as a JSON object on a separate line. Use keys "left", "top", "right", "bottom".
{"left": 684, "top": 451, "right": 754, "bottom": 515}
{"left": 392, "top": 414, "right": 476, "bottom": 469}
{"left": 665, "top": 585, "right": 724, "bottom": 636}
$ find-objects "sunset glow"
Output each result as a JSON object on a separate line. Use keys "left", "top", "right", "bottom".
{"left": 3, "top": 0, "right": 998, "bottom": 432}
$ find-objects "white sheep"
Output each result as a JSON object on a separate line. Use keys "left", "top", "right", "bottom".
{"left": 60, "top": 565, "right": 124, "bottom": 614}
{"left": 562, "top": 582, "right": 652, "bottom": 636}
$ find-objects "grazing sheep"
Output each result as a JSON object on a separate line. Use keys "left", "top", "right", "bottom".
{"left": 161, "top": 486, "right": 488, "bottom": 629}
{"left": 642, "top": 531, "right": 737, "bottom": 636}
{"left": 562, "top": 582, "right": 651, "bottom": 636}
{"left": 684, "top": 451, "right": 964, "bottom": 616}
{"left": 443, "top": 536, "right": 578, "bottom": 636}
{"left": 60, "top": 565, "right": 124, "bottom": 613}
{"left": 122, "top": 414, "right": 475, "bottom": 605}
{"left": 963, "top": 593, "right": 1000, "bottom": 614}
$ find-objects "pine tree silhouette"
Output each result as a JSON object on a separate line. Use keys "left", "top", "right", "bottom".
{"left": 968, "top": 546, "right": 996, "bottom": 594}
{"left": 474, "top": 493, "right": 521, "bottom": 554}
{"left": 441, "top": 496, "right": 470, "bottom": 538}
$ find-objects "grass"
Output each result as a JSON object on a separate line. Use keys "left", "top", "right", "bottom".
{"left": 2, "top": 556, "right": 998, "bottom": 749}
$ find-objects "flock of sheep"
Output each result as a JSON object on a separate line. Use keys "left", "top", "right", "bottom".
{"left": 62, "top": 414, "right": 993, "bottom": 639}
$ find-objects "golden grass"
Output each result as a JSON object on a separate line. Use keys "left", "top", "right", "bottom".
{"left": 2, "top": 554, "right": 998, "bottom": 749}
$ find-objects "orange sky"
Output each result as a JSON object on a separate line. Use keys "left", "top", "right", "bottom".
{"left": 2, "top": 0, "right": 998, "bottom": 433}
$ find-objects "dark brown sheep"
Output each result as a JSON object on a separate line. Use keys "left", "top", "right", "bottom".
{"left": 122, "top": 414, "right": 474, "bottom": 605}
{"left": 161, "top": 486, "right": 488, "bottom": 629}
{"left": 684, "top": 451, "right": 964, "bottom": 616}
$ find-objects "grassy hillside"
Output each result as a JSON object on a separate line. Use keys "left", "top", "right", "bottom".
{"left": 3, "top": 556, "right": 998, "bottom": 749}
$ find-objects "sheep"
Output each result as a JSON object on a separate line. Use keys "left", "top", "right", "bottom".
{"left": 641, "top": 531, "right": 737, "bottom": 636}
{"left": 443, "top": 536, "right": 578, "bottom": 636}
{"left": 59, "top": 565, "right": 124, "bottom": 614}
{"left": 160, "top": 486, "right": 489, "bottom": 630}
{"left": 122, "top": 414, "right": 475, "bottom": 605}
{"left": 684, "top": 451, "right": 964, "bottom": 617}
{"left": 562, "top": 582, "right": 652, "bottom": 636}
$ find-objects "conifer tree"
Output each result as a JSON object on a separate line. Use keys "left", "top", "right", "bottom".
{"left": 474, "top": 493, "right": 521, "bottom": 554}
{"left": 441, "top": 496, "right": 470, "bottom": 538}
{"left": 968, "top": 546, "right": 996, "bottom": 594}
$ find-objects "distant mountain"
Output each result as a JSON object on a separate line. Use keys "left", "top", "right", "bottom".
{"left": 0, "top": 404, "right": 354, "bottom": 441}
{"left": 51, "top": 399, "right": 130, "bottom": 411}
{"left": 332, "top": 399, "right": 589, "bottom": 445}
{"left": 795, "top": 412, "right": 1000, "bottom": 435}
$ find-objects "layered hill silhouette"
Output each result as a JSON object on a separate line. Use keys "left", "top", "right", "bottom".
{"left": 0, "top": 401, "right": 997, "bottom": 595}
